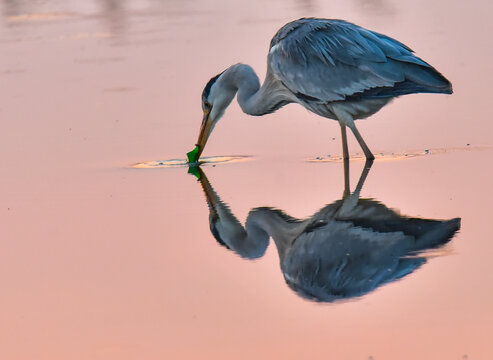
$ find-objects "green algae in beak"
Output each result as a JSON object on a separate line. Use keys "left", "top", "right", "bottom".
{"left": 187, "top": 145, "right": 200, "bottom": 164}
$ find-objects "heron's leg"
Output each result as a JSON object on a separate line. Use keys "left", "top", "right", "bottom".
{"left": 339, "top": 121, "right": 349, "bottom": 160}
{"left": 353, "top": 159, "right": 374, "bottom": 198}
{"left": 337, "top": 158, "right": 374, "bottom": 216}
{"left": 342, "top": 156, "right": 350, "bottom": 198}
{"left": 347, "top": 123, "right": 374, "bottom": 160}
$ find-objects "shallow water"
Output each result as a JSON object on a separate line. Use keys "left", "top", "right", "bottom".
{"left": 133, "top": 155, "right": 252, "bottom": 168}
{"left": 1, "top": 0, "right": 493, "bottom": 359}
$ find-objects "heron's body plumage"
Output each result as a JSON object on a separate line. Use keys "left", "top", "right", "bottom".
{"left": 267, "top": 18, "right": 452, "bottom": 120}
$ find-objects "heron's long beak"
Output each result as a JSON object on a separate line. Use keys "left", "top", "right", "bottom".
{"left": 196, "top": 110, "right": 213, "bottom": 160}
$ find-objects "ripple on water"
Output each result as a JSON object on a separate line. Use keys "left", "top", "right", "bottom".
{"left": 307, "top": 146, "right": 489, "bottom": 163}
{"left": 132, "top": 155, "right": 252, "bottom": 168}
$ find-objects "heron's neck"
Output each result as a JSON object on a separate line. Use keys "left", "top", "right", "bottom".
{"left": 222, "top": 64, "right": 290, "bottom": 116}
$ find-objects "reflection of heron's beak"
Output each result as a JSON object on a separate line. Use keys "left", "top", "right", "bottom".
{"left": 197, "top": 167, "right": 218, "bottom": 214}
{"left": 196, "top": 110, "right": 213, "bottom": 160}
{"left": 189, "top": 166, "right": 219, "bottom": 219}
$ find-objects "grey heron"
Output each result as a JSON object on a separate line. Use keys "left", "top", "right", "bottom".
{"left": 188, "top": 18, "right": 452, "bottom": 162}
{"left": 194, "top": 164, "right": 460, "bottom": 302}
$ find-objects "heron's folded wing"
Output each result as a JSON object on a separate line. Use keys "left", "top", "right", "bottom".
{"left": 269, "top": 19, "right": 451, "bottom": 102}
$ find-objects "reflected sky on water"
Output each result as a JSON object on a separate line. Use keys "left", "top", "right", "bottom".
{"left": 1, "top": 0, "right": 492, "bottom": 359}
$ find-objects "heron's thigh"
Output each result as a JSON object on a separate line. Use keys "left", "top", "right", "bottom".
{"left": 330, "top": 104, "right": 355, "bottom": 127}
{"left": 331, "top": 99, "right": 392, "bottom": 121}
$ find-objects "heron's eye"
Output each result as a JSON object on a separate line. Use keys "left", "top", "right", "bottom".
{"left": 204, "top": 101, "right": 212, "bottom": 109}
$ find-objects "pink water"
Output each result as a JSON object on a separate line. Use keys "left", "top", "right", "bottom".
{"left": 1, "top": 0, "right": 492, "bottom": 359}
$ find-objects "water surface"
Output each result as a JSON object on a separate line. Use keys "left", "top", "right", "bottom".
{"left": 1, "top": 0, "right": 492, "bottom": 359}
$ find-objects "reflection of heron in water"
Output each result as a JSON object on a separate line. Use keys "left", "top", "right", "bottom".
{"left": 193, "top": 161, "right": 460, "bottom": 302}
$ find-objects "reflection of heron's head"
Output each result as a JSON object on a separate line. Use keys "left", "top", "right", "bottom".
{"left": 208, "top": 207, "right": 270, "bottom": 259}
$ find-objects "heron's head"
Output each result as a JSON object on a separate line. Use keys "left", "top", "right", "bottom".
{"left": 196, "top": 70, "right": 235, "bottom": 158}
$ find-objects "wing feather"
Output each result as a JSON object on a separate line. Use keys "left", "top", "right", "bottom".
{"left": 269, "top": 18, "right": 452, "bottom": 103}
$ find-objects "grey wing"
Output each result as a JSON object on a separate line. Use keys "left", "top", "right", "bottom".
{"left": 269, "top": 18, "right": 452, "bottom": 103}
{"left": 282, "top": 221, "right": 426, "bottom": 302}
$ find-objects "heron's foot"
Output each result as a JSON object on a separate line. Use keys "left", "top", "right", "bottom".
{"left": 363, "top": 158, "right": 374, "bottom": 169}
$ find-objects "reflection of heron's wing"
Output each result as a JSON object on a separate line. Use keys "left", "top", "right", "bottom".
{"left": 329, "top": 199, "right": 461, "bottom": 251}
{"left": 282, "top": 215, "right": 460, "bottom": 302}
{"left": 313, "top": 198, "right": 403, "bottom": 221}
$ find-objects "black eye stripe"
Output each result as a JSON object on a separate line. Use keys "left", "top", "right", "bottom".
{"left": 202, "top": 70, "right": 225, "bottom": 103}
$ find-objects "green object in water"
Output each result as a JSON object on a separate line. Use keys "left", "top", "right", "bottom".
{"left": 186, "top": 145, "right": 200, "bottom": 163}
{"left": 187, "top": 166, "right": 201, "bottom": 180}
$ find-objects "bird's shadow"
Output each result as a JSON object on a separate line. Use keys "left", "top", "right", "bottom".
{"left": 190, "top": 160, "right": 460, "bottom": 303}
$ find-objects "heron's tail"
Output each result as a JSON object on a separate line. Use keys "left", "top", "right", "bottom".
{"left": 355, "top": 64, "right": 453, "bottom": 99}
{"left": 349, "top": 216, "right": 460, "bottom": 250}
{"left": 401, "top": 62, "right": 453, "bottom": 95}
{"left": 413, "top": 217, "right": 461, "bottom": 250}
